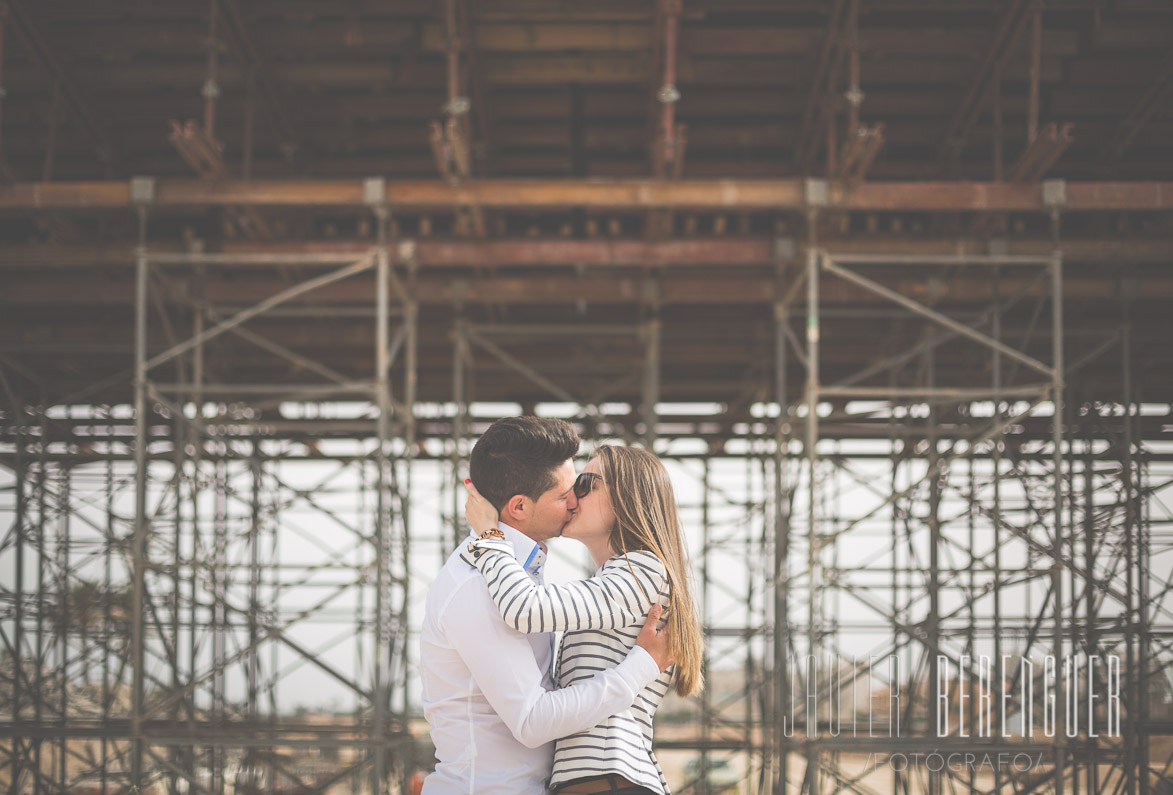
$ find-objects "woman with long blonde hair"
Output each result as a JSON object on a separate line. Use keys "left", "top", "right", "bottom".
{"left": 462, "top": 444, "right": 703, "bottom": 794}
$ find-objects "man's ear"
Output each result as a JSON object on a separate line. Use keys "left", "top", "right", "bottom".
{"left": 501, "top": 494, "right": 529, "bottom": 525}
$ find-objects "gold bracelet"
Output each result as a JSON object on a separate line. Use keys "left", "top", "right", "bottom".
{"left": 478, "top": 527, "right": 506, "bottom": 542}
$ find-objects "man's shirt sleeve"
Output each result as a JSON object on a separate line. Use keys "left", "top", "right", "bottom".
{"left": 440, "top": 576, "right": 660, "bottom": 749}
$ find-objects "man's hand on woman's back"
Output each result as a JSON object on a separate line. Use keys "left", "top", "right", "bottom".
{"left": 634, "top": 603, "right": 674, "bottom": 671}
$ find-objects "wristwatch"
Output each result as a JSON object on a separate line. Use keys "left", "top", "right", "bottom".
{"left": 478, "top": 527, "right": 506, "bottom": 542}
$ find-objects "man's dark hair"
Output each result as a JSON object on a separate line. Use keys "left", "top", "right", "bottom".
{"left": 469, "top": 417, "right": 580, "bottom": 511}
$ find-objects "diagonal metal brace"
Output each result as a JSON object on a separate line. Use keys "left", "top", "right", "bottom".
{"left": 145, "top": 251, "right": 375, "bottom": 373}
{"left": 822, "top": 257, "right": 1055, "bottom": 379}
{"left": 467, "top": 334, "right": 580, "bottom": 404}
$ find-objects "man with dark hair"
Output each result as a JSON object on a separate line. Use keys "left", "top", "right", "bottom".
{"left": 468, "top": 415, "right": 580, "bottom": 514}
{"left": 420, "top": 417, "right": 672, "bottom": 794}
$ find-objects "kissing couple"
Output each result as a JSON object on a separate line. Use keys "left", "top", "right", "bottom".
{"left": 420, "top": 416, "right": 704, "bottom": 794}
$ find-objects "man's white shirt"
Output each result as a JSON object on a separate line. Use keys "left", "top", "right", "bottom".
{"left": 420, "top": 522, "right": 660, "bottom": 794}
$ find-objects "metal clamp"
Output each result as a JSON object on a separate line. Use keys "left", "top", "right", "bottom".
{"left": 805, "top": 178, "right": 829, "bottom": 208}
{"left": 130, "top": 176, "right": 156, "bottom": 206}
{"left": 363, "top": 177, "right": 387, "bottom": 207}
{"left": 1042, "top": 179, "right": 1066, "bottom": 209}
{"left": 444, "top": 96, "right": 470, "bottom": 116}
{"left": 657, "top": 84, "right": 681, "bottom": 104}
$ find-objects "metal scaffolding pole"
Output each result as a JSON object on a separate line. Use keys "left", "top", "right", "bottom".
{"left": 772, "top": 238, "right": 796, "bottom": 795}
{"left": 373, "top": 193, "right": 391, "bottom": 795}
{"left": 130, "top": 200, "right": 149, "bottom": 790}
{"left": 1050, "top": 211, "right": 1067, "bottom": 795}
{"left": 804, "top": 243, "right": 820, "bottom": 795}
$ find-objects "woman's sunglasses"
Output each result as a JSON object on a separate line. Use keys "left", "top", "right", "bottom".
{"left": 573, "top": 471, "right": 604, "bottom": 499}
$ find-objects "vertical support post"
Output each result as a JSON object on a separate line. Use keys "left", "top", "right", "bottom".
{"left": 1049, "top": 209, "right": 1066, "bottom": 795}
{"left": 991, "top": 265, "right": 1004, "bottom": 793}
{"left": 403, "top": 241, "right": 420, "bottom": 460}
{"left": 247, "top": 448, "right": 262, "bottom": 792}
{"left": 965, "top": 457, "right": 976, "bottom": 794}
{"left": 654, "top": 0, "right": 683, "bottom": 180}
{"left": 9, "top": 357, "right": 25, "bottom": 794}
{"left": 168, "top": 317, "right": 186, "bottom": 792}
{"left": 443, "top": 0, "right": 465, "bottom": 144}
{"left": 1121, "top": 315, "right": 1137, "bottom": 795}
{"left": 889, "top": 367, "right": 903, "bottom": 795}
{"left": 804, "top": 242, "right": 820, "bottom": 795}
{"left": 659, "top": 0, "right": 680, "bottom": 151}
{"left": 1130, "top": 312, "right": 1150, "bottom": 795}
{"left": 203, "top": 0, "right": 220, "bottom": 138}
{"left": 130, "top": 187, "right": 151, "bottom": 790}
{"left": 772, "top": 239, "right": 795, "bottom": 795}
{"left": 187, "top": 291, "right": 205, "bottom": 786}
{"left": 746, "top": 456, "right": 761, "bottom": 790}
{"left": 398, "top": 239, "right": 419, "bottom": 793}
{"left": 212, "top": 458, "right": 227, "bottom": 795}
{"left": 373, "top": 200, "right": 391, "bottom": 795}
{"left": 56, "top": 469, "right": 69, "bottom": 788}
{"left": 845, "top": 0, "right": 861, "bottom": 138}
{"left": 102, "top": 407, "right": 113, "bottom": 795}
{"left": 1083, "top": 389, "right": 1097, "bottom": 795}
{"left": 34, "top": 415, "right": 45, "bottom": 794}
{"left": 925, "top": 333, "right": 941, "bottom": 795}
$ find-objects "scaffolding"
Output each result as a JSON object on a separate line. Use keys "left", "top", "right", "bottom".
{"left": 1, "top": 178, "right": 422, "bottom": 794}
{"left": 2, "top": 0, "right": 1173, "bottom": 789}
{"left": 2, "top": 196, "right": 1171, "bottom": 795}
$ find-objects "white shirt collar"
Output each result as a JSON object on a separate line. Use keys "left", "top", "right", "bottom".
{"left": 499, "top": 521, "right": 547, "bottom": 578}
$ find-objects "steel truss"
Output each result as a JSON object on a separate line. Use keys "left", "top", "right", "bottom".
{"left": 2, "top": 177, "right": 420, "bottom": 794}
{"left": 2, "top": 219, "right": 1171, "bottom": 795}
{"left": 748, "top": 228, "right": 1172, "bottom": 795}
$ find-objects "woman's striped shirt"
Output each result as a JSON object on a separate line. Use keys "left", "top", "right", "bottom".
{"left": 461, "top": 539, "right": 674, "bottom": 794}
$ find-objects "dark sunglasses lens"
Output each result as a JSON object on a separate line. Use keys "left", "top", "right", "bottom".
{"left": 573, "top": 473, "right": 597, "bottom": 499}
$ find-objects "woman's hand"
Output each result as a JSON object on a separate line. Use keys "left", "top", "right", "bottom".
{"left": 464, "top": 479, "right": 499, "bottom": 536}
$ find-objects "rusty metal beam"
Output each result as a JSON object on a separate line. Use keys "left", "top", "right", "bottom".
{"left": 431, "top": 0, "right": 486, "bottom": 236}
{"left": 5, "top": 236, "right": 1173, "bottom": 269}
{"left": 651, "top": 0, "right": 684, "bottom": 180}
{"left": 647, "top": 0, "right": 685, "bottom": 239}
{"left": 2, "top": 179, "right": 1173, "bottom": 211}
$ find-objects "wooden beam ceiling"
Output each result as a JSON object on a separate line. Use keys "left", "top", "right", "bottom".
{"left": 1, "top": 0, "right": 1170, "bottom": 412}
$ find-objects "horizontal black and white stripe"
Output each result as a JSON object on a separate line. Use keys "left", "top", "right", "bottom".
{"left": 462, "top": 540, "right": 674, "bottom": 794}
